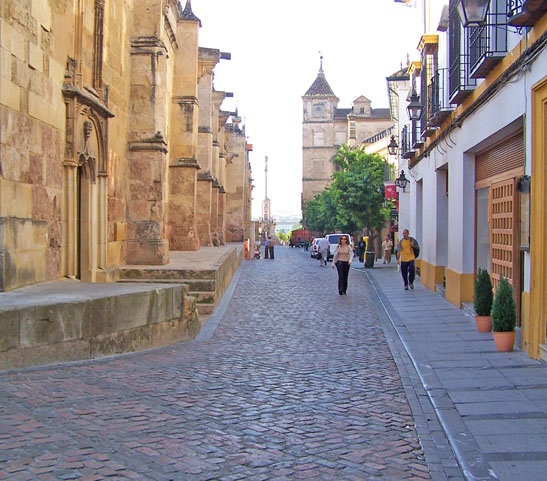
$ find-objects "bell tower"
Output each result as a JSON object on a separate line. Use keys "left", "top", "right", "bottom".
{"left": 302, "top": 55, "right": 340, "bottom": 214}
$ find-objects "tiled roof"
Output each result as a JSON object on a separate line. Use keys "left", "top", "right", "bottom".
{"left": 304, "top": 71, "right": 336, "bottom": 97}
{"left": 370, "top": 108, "right": 390, "bottom": 119}
{"left": 335, "top": 108, "right": 352, "bottom": 118}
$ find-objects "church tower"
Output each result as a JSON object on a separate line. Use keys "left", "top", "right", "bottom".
{"left": 301, "top": 56, "right": 341, "bottom": 213}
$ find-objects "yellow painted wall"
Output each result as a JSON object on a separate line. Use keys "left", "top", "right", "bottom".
{"left": 445, "top": 269, "right": 474, "bottom": 308}
{"left": 527, "top": 76, "right": 547, "bottom": 358}
{"left": 420, "top": 260, "right": 445, "bottom": 292}
{"left": 521, "top": 291, "right": 531, "bottom": 352}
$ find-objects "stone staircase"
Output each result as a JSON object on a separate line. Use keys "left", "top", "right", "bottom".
{"left": 118, "top": 269, "right": 218, "bottom": 316}
{"left": 118, "top": 244, "right": 245, "bottom": 317}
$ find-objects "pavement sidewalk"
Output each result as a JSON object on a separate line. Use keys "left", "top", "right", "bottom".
{"left": 361, "top": 260, "right": 547, "bottom": 481}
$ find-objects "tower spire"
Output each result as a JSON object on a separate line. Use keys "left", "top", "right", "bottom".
{"left": 319, "top": 51, "right": 324, "bottom": 76}
{"left": 264, "top": 155, "right": 268, "bottom": 200}
{"left": 180, "top": 0, "right": 202, "bottom": 26}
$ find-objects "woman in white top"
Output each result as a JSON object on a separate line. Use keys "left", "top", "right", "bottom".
{"left": 331, "top": 235, "right": 354, "bottom": 295}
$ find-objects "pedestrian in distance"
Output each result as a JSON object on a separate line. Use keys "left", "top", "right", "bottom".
{"left": 332, "top": 235, "right": 353, "bottom": 295}
{"left": 264, "top": 237, "right": 269, "bottom": 259}
{"left": 304, "top": 239, "right": 309, "bottom": 251}
{"left": 268, "top": 236, "right": 274, "bottom": 259}
{"left": 382, "top": 235, "right": 393, "bottom": 264}
{"left": 317, "top": 236, "right": 330, "bottom": 266}
{"left": 396, "top": 229, "right": 419, "bottom": 290}
{"left": 358, "top": 237, "right": 366, "bottom": 263}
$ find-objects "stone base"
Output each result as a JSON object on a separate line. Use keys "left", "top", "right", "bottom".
{"left": 126, "top": 238, "right": 170, "bottom": 265}
{"left": 119, "top": 244, "right": 244, "bottom": 317}
{"left": 0, "top": 280, "right": 199, "bottom": 370}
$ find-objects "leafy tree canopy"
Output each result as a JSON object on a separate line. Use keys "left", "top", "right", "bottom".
{"left": 304, "top": 145, "right": 389, "bottom": 240}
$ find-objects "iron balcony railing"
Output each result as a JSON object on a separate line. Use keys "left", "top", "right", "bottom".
{"left": 429, "top": 68, "right": 454, "bottom": 126}
{"left": 449, "top": 52, "right": 477, "bottom": 104}
{"left": 468, "top": 3, "right": 508, "bottom": 78}
{"left": 416, "top": 107, "right": 427, "bottom": 144}
{"left": 400, "top": 124, "right": 414, "bottom": 159}
{"left": 448, "top": 0, "right": 477, "bottom": 104}
{"left": 363, "top": 126, "right": 394, "bottom": 144}
{"left": 507, "top": 0, "right": 547, "bottom": 26}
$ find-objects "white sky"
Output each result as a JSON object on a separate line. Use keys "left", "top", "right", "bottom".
{"left": 196, "top": 0, "right": 424, "bottom": 218}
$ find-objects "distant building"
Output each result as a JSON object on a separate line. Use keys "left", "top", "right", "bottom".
{"left": 301, "top": 57, "right": 392, "bottom": 220}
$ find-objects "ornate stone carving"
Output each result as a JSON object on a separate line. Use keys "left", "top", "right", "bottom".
{"left": 77, "top": 121, "right": 97, "bottom": 183}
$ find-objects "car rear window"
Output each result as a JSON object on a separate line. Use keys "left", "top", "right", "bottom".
{"left": 327, "top": 234, "right": 341, "bottom": 244}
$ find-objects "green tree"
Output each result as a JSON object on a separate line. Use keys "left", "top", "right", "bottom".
{"left": 331, "top": 146, "right": 389, "bottom": 246}
{"left": 305, "top": 189, "right": 338, "bottom": 233}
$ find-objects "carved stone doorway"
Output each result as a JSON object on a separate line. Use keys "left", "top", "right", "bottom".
{"left": 62, "top": 102, "right": 109, "bottom": 282}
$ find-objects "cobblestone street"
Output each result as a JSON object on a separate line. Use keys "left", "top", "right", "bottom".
{"left": 0, "top": 247, "right": 455, "bottom": 481}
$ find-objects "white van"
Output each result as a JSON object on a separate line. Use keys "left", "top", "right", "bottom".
{"left": 326, "top": 233, "right": 353, "bottom": 260}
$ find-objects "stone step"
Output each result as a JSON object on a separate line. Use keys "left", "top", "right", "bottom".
{"left": 119, "top": 278, "right": 216, "bottom": 292}
{"left": 196, "top": 303, "right": 215, "bottom": 316}
{"left": 119, "top": 268, "right": 216, "bottom": 281}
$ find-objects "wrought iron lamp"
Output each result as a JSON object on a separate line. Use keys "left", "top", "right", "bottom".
{"left": 406, "top": 90, "right": 423, "bottom": 121}
{"left": 395, "top": 170, "right": 409, "bottom": 192}
{"left": 387, "top": 135, "right": 398, "bottom": 156}
{"left": 457, "top": 0, "right": 489, "bottom": 27}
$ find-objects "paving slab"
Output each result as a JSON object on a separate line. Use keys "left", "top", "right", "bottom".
{"left": 365, "top": 261, "right": 547, "bottom": 481}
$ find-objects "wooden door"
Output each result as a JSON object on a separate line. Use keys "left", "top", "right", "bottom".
{"left": 489, "top": 178, "right": 520, "bottom": 318}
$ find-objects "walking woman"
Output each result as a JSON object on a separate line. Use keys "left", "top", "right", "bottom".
{"left": 331, "top": 235, "right": 354, "bottom": 295}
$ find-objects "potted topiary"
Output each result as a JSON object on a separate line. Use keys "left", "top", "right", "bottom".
{"left": 474, "top": 268, "right": 493, "bottom": 332}
{"left": 491, "top": 276, "right": 517, "bottom": 352}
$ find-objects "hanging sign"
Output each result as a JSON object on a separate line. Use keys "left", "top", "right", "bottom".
{"left": 384, "top": 183, "right": 398, "bottom": 199}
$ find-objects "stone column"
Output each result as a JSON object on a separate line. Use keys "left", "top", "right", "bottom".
{"left": 126, "top": 33, "right": 170, "bottom": 265}
{"left": 196, "top": 171, "right": 213, "bottom": 246}
{"left": 167, "top": 3, "right": 201, "bottom": 251}
{"left": 196, "top": 49, "right": 218, "bottom": 246}
{"left": 218, "top": 187, "right": 226, "bottom": 245}
{"left": 211, "top": 180, "right": 220, "bottom": 246}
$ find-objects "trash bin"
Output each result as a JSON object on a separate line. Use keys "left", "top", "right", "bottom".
{"left": 364, "top": 251, "right": 375, "bottom": 268}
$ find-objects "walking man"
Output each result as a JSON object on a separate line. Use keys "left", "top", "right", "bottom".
{"left": 396, "top": 229, "right": 419, "bottom": 290}
{"left": 264, "top": 237, "right": 270, "bottom": 259}
{"left": 317, "top": 236, "right": 330, "bottom": 266}
{"left": 268, "top": 236, "right": 274, "bottom": 259}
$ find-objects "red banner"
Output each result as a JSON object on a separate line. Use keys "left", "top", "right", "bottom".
{"left": 385, "top": 183, "right": 398, "bottom": 199}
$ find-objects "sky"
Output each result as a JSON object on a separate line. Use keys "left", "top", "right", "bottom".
{"left": 196, "top": 0, "right": 424, "bottom": 218}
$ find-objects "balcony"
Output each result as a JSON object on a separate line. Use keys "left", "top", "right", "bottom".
{"left": 507, "top": 0, "right": 547, "bottom": 27}
{"left": 429, "top": 68, "right": 454, "bottom": 127}
{"left": 449, "top": 52, "right": 477, "bottom": 104}
{"left": 413, "top": 118, "right": 425, "bottom": 149}
{"left": 469, "top": 8, "right": 508, "bottom": 78}
{"left": 400, "top": 125, "right": 415, "bottom": 160}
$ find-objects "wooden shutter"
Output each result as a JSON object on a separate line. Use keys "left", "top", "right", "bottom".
{"left": 476, "top": 132, "right": 524, "bottom": 183}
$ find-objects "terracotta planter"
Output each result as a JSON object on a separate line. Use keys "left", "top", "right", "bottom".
{"left": 475, "top": 315, "right": 492, "bottom": 332}
{"left": 492, "top": 331, "right": 515, "bottom": 352}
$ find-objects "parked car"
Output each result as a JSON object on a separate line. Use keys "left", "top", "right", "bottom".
{"left": 326, "top": 233, "right": 353, "bottom": 260}
{"left": 310, "top": 238, "right": 321, "bottom": 259}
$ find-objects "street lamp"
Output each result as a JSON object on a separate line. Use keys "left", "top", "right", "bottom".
{"left": 395, "top": 170, "right": 409, "bottom": 192}
{"left": 387, "top": 135, "right": 398, "bottom": 156}
{"left": 457, "top": 0, "right": 489, "bottom": 27}
{"left": 407, "top": 89, "right": 423, "bottom": 121}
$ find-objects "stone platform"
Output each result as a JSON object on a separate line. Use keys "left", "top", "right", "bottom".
{"left": 0, "top": 280, "right": 198, "bottom": 370}
{"left": 119, "top": 243, "right": 245, "bottom": 316}
{"left": 0, "top": 243, "right": 244, "bottom": 370}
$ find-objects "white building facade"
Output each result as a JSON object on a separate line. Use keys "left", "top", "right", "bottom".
{"left": 395, "top": 0, "right": 547, "bottom": 359}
